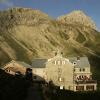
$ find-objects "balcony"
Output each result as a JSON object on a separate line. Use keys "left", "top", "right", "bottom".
{"left": 75, "top": 80, "right": 97, "bottom": 84}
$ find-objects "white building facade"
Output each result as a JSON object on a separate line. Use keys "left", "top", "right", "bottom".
{"left": 32, "top": 52, "right": 97, "bottom": 91}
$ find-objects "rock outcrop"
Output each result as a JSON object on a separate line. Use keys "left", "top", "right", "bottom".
{"left": 0, "top": 7, "right": 50, "bottom": 29}
{"left": 57, "top": 10, "right": 96, "bottom": 29}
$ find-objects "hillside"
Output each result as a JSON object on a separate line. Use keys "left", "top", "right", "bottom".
{"left": 0, "top": 8, "right": 100, "bottom": 80}
{"left": 0, "top": 69, "right": 31, "bottom": 100}
{"left": 57, "top": 10, "right": 96, "bottom": 29}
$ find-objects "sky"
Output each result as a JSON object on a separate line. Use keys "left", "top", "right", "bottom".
{"left": 0, "top": 0, "right": 100, "bottom": 30}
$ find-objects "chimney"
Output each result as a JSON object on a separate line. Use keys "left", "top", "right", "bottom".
{"left": 77, "top": 56, "right": 80, "bottom": 61}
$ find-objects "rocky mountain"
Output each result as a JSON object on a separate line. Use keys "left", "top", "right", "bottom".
{"left": 0, "top": 8, "right": 100, "bottom": 80}
{"left": 57, "top": 10, "right": 96, "bottom": 29}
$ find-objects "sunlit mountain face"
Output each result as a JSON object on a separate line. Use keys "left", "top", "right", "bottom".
{"left": 0, "top": 8, "right": 100, "bottom": 80}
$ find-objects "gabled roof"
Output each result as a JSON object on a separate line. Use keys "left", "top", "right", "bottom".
{"left": 32, "top": 56, "right": 90, "bottom": 68}
{"left": 68, "top": 57, "right": 90, "bottom": 68}
{"left": 32, "top": 59, "right": 47, "bottom": 68}
{"left": 16, "top": 61, "right": 31, "bottom": 68}
{"left": 2, "top": 60, "right": 32, "bottom": 74}
{"left": 3, "top": 60, "right": 31, "bottom": 69}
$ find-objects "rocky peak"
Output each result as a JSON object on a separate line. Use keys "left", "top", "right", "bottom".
{"left": 57, "top": 10, "right": 96, "bottom": 29}
{"left": 7, "top": 7, "right": 49, "bottom": 17}
{"left": 0, "top": 7, "right": 50, "bottom": 28}
{"left": 67, "top": 10, "right": 87, "bottom": 16}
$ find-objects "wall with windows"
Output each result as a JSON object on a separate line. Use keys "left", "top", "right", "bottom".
{"left": 74, "top": 67, "right": 91, "bottom": 73}
{"left": 73, "top": 67, "right": 92, "bottom": 81}
{"left": 32, "top": 68, "right": 45, "bottom": 80}
{"left": 31, "top": 55, "right": 97, "bottom": 91}
{"left": 3, "top": 61, "right": 26, "bottom": 75}
{"left": 45, "top": 56, "right": 74, "bottom": 90}
{"left": 74, "top": 84, "right": 97, "bottom": 91}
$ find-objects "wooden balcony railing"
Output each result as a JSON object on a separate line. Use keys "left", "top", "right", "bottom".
{"left": 75, "top": 80, "right": 97, "bottom": 84}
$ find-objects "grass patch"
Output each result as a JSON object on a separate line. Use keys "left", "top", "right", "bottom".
{"left": 3, "top": 35, "right": 31, "bottom": 64}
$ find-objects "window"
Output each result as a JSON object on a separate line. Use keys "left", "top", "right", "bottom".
{"left": 79, "top": 68, "right": 85, "bottom": 72}
{"left": 83, "top": 68, "right": 85, "bottom": 71}
{"left": 60, "top": 85, "right": 64, "bottom": 90}
{"left": 53, "top": 60, "right": 67, "bottom": 65}
{"left": 54, "top": 61, "right": 57, "bottom": 65}
{"left": 80, "top": 68, "right": 82, "bottom": 72}
{"left": 86, "top": 85, "right": 94, "bottom": 91}
{"left": 59, "top": 77, "right": 62, "bottom": 82}
{"left": 58, "top": 77, "right": 64, "bottom": 82}
{"left": 74, "top": 69, "right": 76, "bottom": 72}
{"left": 76, "top": 86, "right": 84, "bottom": 91}
{"left": 58, "top": 61, "right": 60, "bottom": 65}
{"left": 53, "top": 60, "right": 62, "bottom": 65}
{"left": 73, "top": 62, "right": 77, "bottom": 65}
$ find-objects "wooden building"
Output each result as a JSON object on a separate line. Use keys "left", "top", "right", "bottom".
{"left": 3, "top": 60, "right": 31, "bottom": 75}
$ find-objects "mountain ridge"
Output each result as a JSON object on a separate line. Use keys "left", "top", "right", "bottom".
{"left": 0, "top": 8, "right": 100, "bottom": 71}
{"left": 57, "top": 10, "right": 96, "bottom": 30}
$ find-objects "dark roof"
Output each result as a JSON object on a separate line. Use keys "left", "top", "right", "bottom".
{"left": 32, "top": 59, "right": 47, "bottom": 68}
{"left": 3, "top": 60, "right": 31, "bottom": 68}
{"left": 16, "top": 61, "right": 32, "bottom": 68}
{"left": 68, "top": 57, "right": 90, "bottom": 68}
{"left": 31, "top": 57, "right": 90, "bottom": 68}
